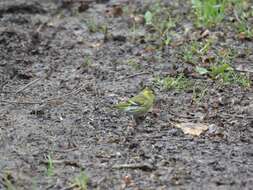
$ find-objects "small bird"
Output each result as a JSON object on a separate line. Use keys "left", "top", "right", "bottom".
{"left": 114, "top": 87, "right": 155, "bottom": 124}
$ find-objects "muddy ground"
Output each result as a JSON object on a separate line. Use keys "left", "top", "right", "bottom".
{"left": 0, "top": 0, "right": 253, "bottom": 189}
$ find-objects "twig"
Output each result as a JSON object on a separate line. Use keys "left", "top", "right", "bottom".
{"left": 0, "top": 80, "right": 9, "bottom": 90}
{"left": 112, "top": 163, "right": 154, "bottom": 171}
{"left": 40, "top": 159, "right": 85, "bottom": 169}
{"left": 0, "top": 85, "right": 85, "bottom": 105}
{"left": 45, "top": 86, "right": 83, "bottom": 102}
{"left": 52, "top": 147, "right": 79, "bottom": 153}
{"left": 220, "top": 113, "right": 253, "bottom": 120}
{"left": 234, "top": 67, "right": 253, "bottom": 73}
{"left": 117, "top": 72, "right": 150, "bottom": 81}
{"left": 168, "top": 110, "right": 196, "bottom": 120}
{"left": 0, "top": 100, "right": 43, "bottom": 105}
{"left": 233, "top": 9, "right": 241, "bottom": 23}
{"left": 15, "top": 78, "right": 41, "bottom": 94}
{"left": 0, "top": 90, "right": 16, "bottom": 94}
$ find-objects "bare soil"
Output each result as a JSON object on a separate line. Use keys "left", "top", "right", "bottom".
{"left": 0, "top": 0, "right": 252, "bottom": 189}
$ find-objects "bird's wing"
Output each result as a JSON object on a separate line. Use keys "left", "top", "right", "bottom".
{"left": 114, "top": 94, "right": 146, "bottom": 110}
{"left": 129, "top": 94, "right": 146, "bottom": 106}
{"left": 113, "top": 101, "right": 131, "bottom": 109}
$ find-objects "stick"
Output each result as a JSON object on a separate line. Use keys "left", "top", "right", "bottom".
{"left": 0, "top": 90, "right": 16, "bottom": 94}
{"left": 45, "top": 87, "right": 83, "bottom": 102}
{"left": 233, "top": 9, "right": 241, "bottom": 23}
{"left": 221, "top": 113, "right": 253, "bottom": 120}
{"left": 234, "top": 67, "right": 253, "bottom": 73}
{"left": 0, "top": 85, "right": 85, "bottom": 105}
{"left": 0, "top": 100, "right": 43, "bottom": 105}
{"left": 112, "top": 163, "right": 154, "bottom": 171}
{"left": 40, "top": 159, "right": 85, "bottom": 169}
{"left": 15, "top": 78, "right": 41, "bottom": 94}
{"left": 168, "top": 110, "right": 196, "bottom": 120}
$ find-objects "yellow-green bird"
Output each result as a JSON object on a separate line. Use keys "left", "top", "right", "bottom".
{"left": 114, "top": 87, "right": 155, "bottom": 119}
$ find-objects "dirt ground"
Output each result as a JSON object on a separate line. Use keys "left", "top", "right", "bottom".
{"left": 0, "top": 0, "right": 253, "bottom": 189}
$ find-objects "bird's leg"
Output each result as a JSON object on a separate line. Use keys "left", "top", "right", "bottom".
{"left": 127, "top": 116, "right": 145, "bottom": 129}
{"left": 124, "top": 116, "right": 136, "bottom": 140}
{"left": 128, "top": 115, "right": 137, "bottom": 128}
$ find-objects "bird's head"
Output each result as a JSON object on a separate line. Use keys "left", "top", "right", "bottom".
{"left": 142, "top": 87, "right": 155, "bottom": 100}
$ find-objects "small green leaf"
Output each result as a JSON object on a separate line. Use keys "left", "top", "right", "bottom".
{"left": 195, "top": 66, "right": 209, "bottom": 75}
{"left": 164, "top": 36, "right": 171, "bottom": 45}
{"left": 144, "top": 11, "right": 153, "bottom": 25}
{"left": 211, "top": 63, "right": 231, "bottom": 77}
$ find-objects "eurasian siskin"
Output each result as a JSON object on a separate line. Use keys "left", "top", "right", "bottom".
{"left": 114, "top": 87, "right": 155, "bottom": 118}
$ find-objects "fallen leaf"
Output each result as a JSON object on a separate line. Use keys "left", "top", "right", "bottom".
{"left": 238, "top": 32, "right": 248, "bottom": 40}
{"left": 106, "top": 5, "right": 123, "bottom": 17}
{"left": 78, "top": 2, "right": 90, "bottom": 13}
{"left": 201, "top": 53, "right": 215, "bottom": 64}
{"left": 200, "top": 29, "right": 210, "bottom": 39}
{"left": 130, "top": 14, "right": 145, "bottom": 25}
{"left": 123, "top": 175, "right": 132, "bottom": 186}
{"left": 144, "top": 46, "right": 156, "bottom": 52}
{"left": 175, "top": 122, "right": 209, "bottom": 136}
{"left": 87, "top": 41, "right": 103, "bottom": 48}
{"left": 235, "top": 64, "right": 253, "bottom": 73}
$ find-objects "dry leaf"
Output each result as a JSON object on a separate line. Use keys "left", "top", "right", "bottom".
{"left": 238, "top": 32, "right": 246, "bottom": 40}
{"left": 200, "top": 29, "right": 210, "bottom": 39}
{"left": 235, "top": 64, "right": 253, "bottom": 73}
{"left": 130, "top": 14, "right": 145, "bottom": 25}
{"left": 123, "top": 175, "right": 132, "bottom": 186}
{"left": 78, "top": 2, "right": 90, "bottom": 13}
{"left": 175, "top": 122, "right": 209, "bottom": 136}
{"left": 201, "top": 55, "right": 215, "bottom": 64}
{"left": 88, "top": 42, "right": 103, "bottom": 48}
{"left": 144, "top": 46, "right": 156, "bottom": 52}
{"left": 106, "top": 5, "right": 123, "bottom": 17}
